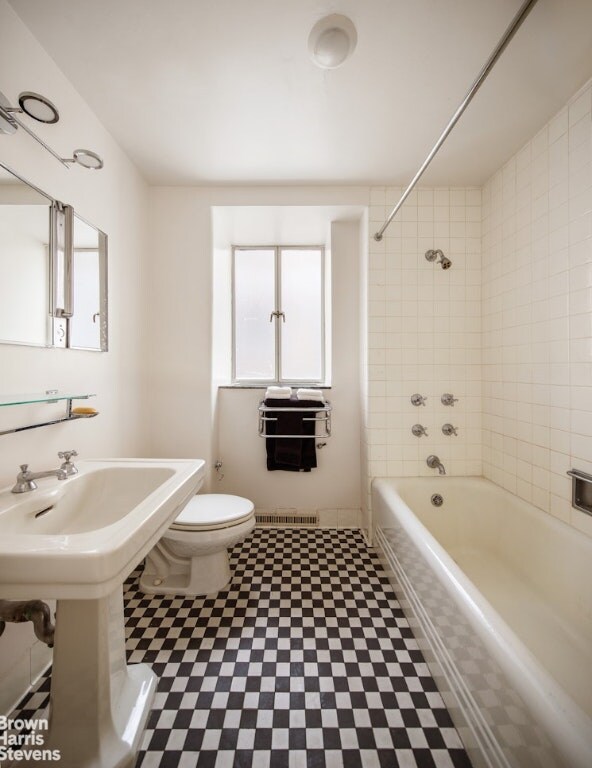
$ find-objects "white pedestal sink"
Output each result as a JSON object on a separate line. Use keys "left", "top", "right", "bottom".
{"left": 0, "top": 458, "right": 205, "bottom": 768}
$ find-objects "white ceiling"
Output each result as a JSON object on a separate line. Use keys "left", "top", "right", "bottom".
{"left": 213, "top": 206, "right": 365, "bottom": 248}
{"left": 8, "top": 0, "right": 592, "bottom": 186}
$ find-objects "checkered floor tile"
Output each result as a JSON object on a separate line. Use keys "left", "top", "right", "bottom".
{"left": 9, "top": 528, "right": 472, "bottom": 768}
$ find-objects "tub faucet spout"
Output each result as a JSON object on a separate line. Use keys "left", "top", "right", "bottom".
{"left": 426, "top": 455, "right": 446, "bottom": 475}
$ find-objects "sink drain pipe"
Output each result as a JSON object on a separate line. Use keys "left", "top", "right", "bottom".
{"left": 0, "top": 599, "right": 55, "bottom": 647}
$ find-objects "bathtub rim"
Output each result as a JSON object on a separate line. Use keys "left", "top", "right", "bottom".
{"left": 371, "top": 475, "right": 592, "bottom": 768}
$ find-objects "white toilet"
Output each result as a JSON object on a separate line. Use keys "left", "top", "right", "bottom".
{"left": 140, "top": 494, "right": 255, "bottom": 596}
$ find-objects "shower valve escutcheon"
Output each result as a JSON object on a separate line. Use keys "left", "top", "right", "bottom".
{"left": 411, "top": 394, "right": 427, "bottom": 406}
{"left": 441, "top": 393, "right": 458, "bottom": 406}
{"left": 412, "top": 424, "right": 428, "bottom": 437}
{"left": 442, "top": 423, "right": 458, "bottom": 436}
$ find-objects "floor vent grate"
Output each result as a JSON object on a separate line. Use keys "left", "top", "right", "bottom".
{"left": 255, "top": 512, "right": 319, "bottom": 528}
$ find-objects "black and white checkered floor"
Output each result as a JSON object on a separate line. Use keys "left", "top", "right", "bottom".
{"left": 11, "top": 528, "right": 472, "bottom": 768}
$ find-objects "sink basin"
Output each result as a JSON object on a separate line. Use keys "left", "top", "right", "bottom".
{"left": 0, "top": 458, "right": 205, "bottom": 599}
{"left": 0, "top": 457, "right": 205, "bottom": 768}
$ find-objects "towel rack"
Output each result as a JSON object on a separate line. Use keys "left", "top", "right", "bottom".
{"left": 258, "top": 401, "right": 332, "bottom": 439}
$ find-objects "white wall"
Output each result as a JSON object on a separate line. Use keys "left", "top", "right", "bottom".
{"left": 482, "top": 79, "right": 592, "bottom": 538}
{"left": 365, "top": 187, "right": 482, "bottom": 518}
{"left": 145, "top": 187, "right": 369, "bottom": 498}
{"left": 0, "top": 0, "right": 149, "bottom": 714}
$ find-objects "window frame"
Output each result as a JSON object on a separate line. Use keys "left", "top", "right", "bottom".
{"left": 231, "top": 244, "right": 326, "bottom": 386}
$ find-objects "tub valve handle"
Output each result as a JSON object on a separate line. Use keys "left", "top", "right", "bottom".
{"left": 442, "top": 423, "right": 458, "bottom": 436}
{"left": 411, "top": 394, "right": 427, "bottom": 407}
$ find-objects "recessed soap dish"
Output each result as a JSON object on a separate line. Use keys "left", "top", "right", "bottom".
{"left": 567, "top": 469, "right": 592, "bottom": 517}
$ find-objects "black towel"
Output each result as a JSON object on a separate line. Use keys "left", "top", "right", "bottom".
{"left": 265, "top": 396, "right": 319, "bottom": 472}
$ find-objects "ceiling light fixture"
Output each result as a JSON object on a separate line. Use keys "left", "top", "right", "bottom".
{"left": 63, "top": 149, "right": 104, "bottom": 170}
{"left": 308, "top": 14, "right": 357, "bottom": 70}
{"left": 18, "top": 91, "right": 59, "bottom": 124}
{"left": 0, "top": 89, "right": 104, "bottom": 170}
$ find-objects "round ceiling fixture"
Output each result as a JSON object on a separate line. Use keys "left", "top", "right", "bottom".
{"left": 70, "top": 149, "right": 104, "bottom": 170}
{"left": 308, "top": 14, "right": 357, "bottom": 69}
{"left": 18, "top": 91, "right": 60, "bottom": 124}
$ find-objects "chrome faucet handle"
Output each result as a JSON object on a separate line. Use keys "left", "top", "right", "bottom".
{"left": 58, "top": 450, "right": 78, "bottom": 475}
{"left": 411, "top": 394, "right": 427, "bottom": 407}
{"left": 442, "top": 423, "right": 458, "bottom": 436}
{"left": 58, "top": 450, "right": 78, "bottom": 461}
{"left": 412, "top": 424, "right": 428, "bottom": 437}
{"left": 441, "top": 393, "right": 458, "bottom": 406}
{"left": 12, "top": 465, "right": 37, "bottom": 493}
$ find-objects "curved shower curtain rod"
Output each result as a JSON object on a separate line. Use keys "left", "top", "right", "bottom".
{"left": 373, "top": 0, "right": 540, "bottom": 242}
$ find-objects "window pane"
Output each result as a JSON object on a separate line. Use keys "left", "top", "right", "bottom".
{"left": 234, "top": 248, "right": 275, "bottom": 380}
{"left": 280, "top": 249, "right": 323, "bottom": 381}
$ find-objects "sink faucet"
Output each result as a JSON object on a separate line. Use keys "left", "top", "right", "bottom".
{"left": 11, "top": 463, "right": 67, "bottom": 494}
{"left": 426, "top": 455, "right": 446, "bottom": 475}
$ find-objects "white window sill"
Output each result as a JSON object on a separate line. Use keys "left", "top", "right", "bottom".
{"left": 218, "top": 384, "right": 331, "bottom": 390}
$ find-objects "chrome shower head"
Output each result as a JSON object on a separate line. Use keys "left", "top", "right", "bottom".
{"left": 425, "top": 249, "right": 452, "bottom": 270}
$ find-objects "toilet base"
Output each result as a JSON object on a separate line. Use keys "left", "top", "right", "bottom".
{"left": 140, "top": 543, "right": 232, "bottom": 596}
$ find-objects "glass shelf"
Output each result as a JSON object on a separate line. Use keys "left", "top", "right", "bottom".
{"left": 0, "top": 392, "right": 95, "bottom": 407}
{"left": 0, "top": 392, "right": 97, "bottom": 436}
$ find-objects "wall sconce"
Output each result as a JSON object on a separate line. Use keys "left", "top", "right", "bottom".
{"left": 0, "top": 89, "right": 104, "bottom": 170}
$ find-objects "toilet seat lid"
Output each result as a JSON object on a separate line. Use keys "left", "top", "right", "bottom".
{"left": 171, "top": 493, "right": 254, "bottom": 530}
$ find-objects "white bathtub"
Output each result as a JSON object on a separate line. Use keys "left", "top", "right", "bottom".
{"left": 372, "top": 476, "right": 592, "bottom": 768}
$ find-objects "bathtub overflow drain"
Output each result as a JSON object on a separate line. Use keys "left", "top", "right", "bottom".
{"left": 431, "top": 494, "right": 444, "bottom": 507}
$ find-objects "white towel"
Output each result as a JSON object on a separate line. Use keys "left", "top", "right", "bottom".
{"left": 296, "top": 388, "right": 325, "bottom": 402}
{"left": 265, "top": 386, "right": 292, "bottom": 399}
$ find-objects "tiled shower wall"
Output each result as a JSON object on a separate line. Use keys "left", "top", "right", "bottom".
{"left": 365, "top": 187, "right": 482, "bottom": 507}
{"left": 482, "top": 80, "right": 592, "bottom": 538}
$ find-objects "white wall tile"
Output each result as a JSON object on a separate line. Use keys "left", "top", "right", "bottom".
{"left": 366, "top": 186, "right": 482, "bottom": 488}
{"left": 483, "top": 81, "right": 592, "bottom": 531}
{"left": 366, "top": 83, "right": 592, "bottom": 541}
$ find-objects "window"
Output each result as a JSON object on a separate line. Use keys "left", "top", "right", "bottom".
{"left": 232, "top": 246, "right": 326, "bottom": 384}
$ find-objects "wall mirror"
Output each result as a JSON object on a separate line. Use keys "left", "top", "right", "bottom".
{"left": 69, "top": 214, "right": 108, "bottom": 350}
{"left": 0, "top": 164, "right": 52, "bottom": 346}
{"left": 0, "top": 162, "right": 108, "bottom": 351}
